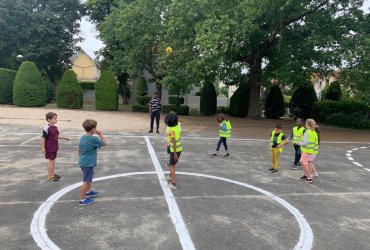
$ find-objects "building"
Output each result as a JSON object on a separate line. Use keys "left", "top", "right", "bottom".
{"left": 71, "top": 50, "right": 101, "bottom": 81}
{"left": 311, "top": 71, "right": 340, "bottom": 100}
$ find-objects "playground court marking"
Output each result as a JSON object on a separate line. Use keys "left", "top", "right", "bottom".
{"left": 346, "top": 146, "right": 369, "bottom": 171}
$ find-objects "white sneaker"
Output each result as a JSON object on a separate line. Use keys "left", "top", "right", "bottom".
{"left": 167, "top": 183, "right": 177, "bottom": 190}
{"left": 164, "top": 175, "right": 172, "bottom": 181}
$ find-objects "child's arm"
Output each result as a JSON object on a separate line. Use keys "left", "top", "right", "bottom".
{"left": 41, "top": 137, "right": 46, "bottom": 153}
{"left": 77, "top": 148, "right": 80, "bottom": 157}
{"left": 171, "top": 137, "right": 178, "bottom": 160}
{"left": 58, "top": 135, "right": 70, "bottom": 141}
{"left": 96, "top": 130, "right": 107, "bottom": 146}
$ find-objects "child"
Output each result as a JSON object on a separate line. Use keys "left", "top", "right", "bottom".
{"left": 164, "top": 112, "right": 182, "bottom": 190}
{"left": 210, "top": 113, "right": 231, "bottom": 158}
{"left": 289, "top": 118, "right": 305, "bottom": 170}
{"left": 164, "top": 111, "right": 180, "bottom": 168}
{"left": 269, "top": 123, "right": 288, "bottom": 173}
{"left": 78, "top": 119, "right": 107, "bottom": 205}
{"left": 298, "top": 119, "right": 320, "bottom": 184}
{"left": 41, "top": 112, "right": 69, "bottom": 181}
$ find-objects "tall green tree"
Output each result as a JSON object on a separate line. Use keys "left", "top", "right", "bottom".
{"left": 0, "top": 0, "right": 84, "bottom": 83}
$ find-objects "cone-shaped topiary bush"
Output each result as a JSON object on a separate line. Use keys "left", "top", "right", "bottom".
{"left": 56, "top": 70, "right": 83, "bottom": 109}
{"left": 289, "top": 83, "right": 318, "bottom": 119}
{"left": 136, "top": 77, "right": 148, "bottom": 96}
{"left": 324, "top": 81, "right": 342, "bottom": 101}
{"left": 229, "top": 83, "right": 249, "bottom": 118}
{"left": 0, "top": 68, "right": 17, "bottom": 104}
{"left": 200, "top": 82, "right": 217, "bottom": 115}
{"left": 95, "top": 71, "right": 118, "bottom": 111}
{"left": 13, "top": 61, "right": 46, "bottom": 107}
{"left": 265, "top": 85, "right": 285, "bottom": 119}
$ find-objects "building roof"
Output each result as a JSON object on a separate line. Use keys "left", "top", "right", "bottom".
{"left": 71, "top": 49, "right": 100, "bottom": 69}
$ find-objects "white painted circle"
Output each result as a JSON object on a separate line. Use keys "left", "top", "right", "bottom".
{"left": 30, "top": 171, "right": 313, "bottom": 250}
{"left": 346, "top": 146, "right": 370, "bottom": 172}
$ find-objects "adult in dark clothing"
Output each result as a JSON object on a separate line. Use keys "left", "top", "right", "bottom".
{"left": 149, "top": 92, "right": 161, "bottom": 133}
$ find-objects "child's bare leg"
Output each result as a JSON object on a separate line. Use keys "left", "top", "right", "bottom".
{"left": 48, "top": 160, "right": 55, "bottom": 176}
{"left": 169, "top": 165, "right": 176, "bottom": 183}
{"left": 309, "top": 162, "right": 317, "bottom": 176}
{"left": 80, "top": 182, "right": 90, "bottom": 200}
{"left": 303, "top": 164, "right": 312, "bottom": 179}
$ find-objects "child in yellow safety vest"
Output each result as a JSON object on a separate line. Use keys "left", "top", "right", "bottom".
{"left": 269, "top": 123, "right": 289, "bottom": 173}
{"left": 210, "top": 113, "right": 231, "bottom": 158}
{"left": 289, "top": 118, "right": 306, "bottom": 170}
{"left": 164, "top": 111, "right": 180, "bottom": 168}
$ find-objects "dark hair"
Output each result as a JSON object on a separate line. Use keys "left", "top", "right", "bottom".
{"left": 45, "top": 112, "right": 57, "bottom": 121}
{"left": 82, "top": 119, "right": 98, "bottom": 132}
{"left": 166, "top": 112, "right": 178, "bottom": 127}
{"left": 164, "top": 111, "right": 177, "bottom": 125}
{"left": 275, "top": 123, "right": 283, "bottom": 129}
{"left": 296, "top": 118, "right": 305, "bottom": 124}
{"left": 315, "top": 125, "right": 320, "bottom": 144}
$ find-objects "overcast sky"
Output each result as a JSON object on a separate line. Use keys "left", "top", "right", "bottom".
{"left": 78, "top": 1, "right": 370, "bottom": 60}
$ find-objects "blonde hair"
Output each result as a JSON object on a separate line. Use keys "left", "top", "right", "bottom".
{"left": 305, "top": 119, "right": 316, "bottom": 130}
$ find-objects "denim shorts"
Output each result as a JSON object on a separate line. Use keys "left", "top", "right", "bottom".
{"left": 81, "top": 167, "right": 94, "bottom": 183}
{"left": 169, "top": 152, "right": 182, "bottom": 166}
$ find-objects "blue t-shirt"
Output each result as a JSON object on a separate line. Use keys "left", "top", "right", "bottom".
{"left": 78, "top": 135, "right": 103, "bottom": 168}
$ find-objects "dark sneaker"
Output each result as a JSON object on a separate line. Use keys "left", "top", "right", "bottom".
{"left": 47, "top": 175, "right": 59, "bottom": 181}
{"left": 224, "top": 153, "right": 230, "bottom": 158}
{"left": 303, "top": 178, "right": 313, "bottom": 184}
{"left": 300, "top": 175, "right": 307, "bottom": 181}
{"left": 271, "top": 169, "right": 278, "bottom": 173}
{"left": 148, "top": 130, "right": 153, "bottom": 133}
{"left": 86, "top": 190, "right": 98, "bottom": 198}
{"left": 268, "top": 168, "right": 274, "bottom": 171}
{"left": 53, "top": 174, "right": 61, "bottom": 179}
{"left": 210, "top": 153, "right": 217, "bottom": 158}
{"left": 79, "top": 197, "right": 95, "bottom": 206}
{"left": 156, "top": 130, "right": 160, "bottom": 134}
{"left": 291, "top": 164, "right": 298, "bottom": 170}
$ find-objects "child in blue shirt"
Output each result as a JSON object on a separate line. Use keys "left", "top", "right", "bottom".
{"left": 77, "top": 119, "right": 107, "bottom": 206}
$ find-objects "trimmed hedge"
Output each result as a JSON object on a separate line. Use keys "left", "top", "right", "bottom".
{"left": 95, "top": 71, "right": 118, "bottom": 111}
{"left": 168, "top": 96, "right": 185, "bottom": 106}
{"left": 229, "top": 83, "right": 249, "bottom": 118}
{"left": 0, "top": 68, "right": 17, "bottom": 104}
{"left": 200, "top": 82, "right": 217, "bottom": 115}
{"left": 80, "top": 81, "right": 95, "bottom": 90}
{"left": 162, "top": 105, "right": 190, "bottom": 116}
{"left": 324, "top": 81, "right": 342, "bottom": 101}
{"left": 289, "top": 84, "right": 317, "bottom": 119}
{"left": 13, "top": 61, "right": 46, "bottom": 107}
{"left": 137, "top": 96, "right": 152, "bottom": 105}
{"left": 216, "top": 106, "right": 229, "bottom": 114}
{"left": 326, "top": 113, "right": 370, "bottom": 129}
{"left": 56, "top": 70, "right": 83, "bottom": 109}
{"left": 265, "top": 85, "right": 285, "bottom": 119}
{"left": 132, "top": 104, "right": 149, "bottom": 113}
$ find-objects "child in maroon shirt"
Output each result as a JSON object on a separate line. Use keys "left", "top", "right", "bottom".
{"left": 41, "top": 112, "right": 69, "bottom": 181}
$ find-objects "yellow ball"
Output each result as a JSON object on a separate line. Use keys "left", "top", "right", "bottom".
{"left": 166, "top": 47, "right": 173, "bottom": 54}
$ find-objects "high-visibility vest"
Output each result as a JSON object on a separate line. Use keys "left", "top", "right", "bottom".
{"left": 292, "top": 126, "right": 305, "bottom": 144}
{"left": 166, "top": 122, "right": 181, "bottom": 143}
{"left": 219, "top": 120, "right": 232, "bottom": 138}
{"left": 168, "top": 124, "right": 182, "bottom": 153}
{"left": 301, "top": 130, "right": 319, "bottom": 155}
{"left": 271, "top": 131, "right": 284, "bottom": 153}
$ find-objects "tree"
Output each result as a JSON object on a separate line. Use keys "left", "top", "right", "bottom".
{"left": 324, "top": 81, "right": 342, "bottom": 101}
{"left": 0, "top": 0, "right": 84, "bottom": 83}
{"left": 200, "top": 82, "right": 217, "bottom": 115}
{"left": 56, "top": 70, "right": 83, "bottom": 109}
{"left": 0, "top": 68, "right": 17, "bottom": 104}
{"left": 289, "top": 83, "right": 318, "bottom": 119}
{"left": 13, "top": 61, "right": 46, "bottom": 107}
{"left": 229, "top": 83, "right": 249, "bottom": 118}
{"left": 264, "top": 85, "right": 285, "bottom": 119}
{"left": 95, "top": 70, "right": 118, "bottom": 110}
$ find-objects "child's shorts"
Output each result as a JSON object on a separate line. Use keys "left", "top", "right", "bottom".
{"left": 300, "top": 153, "right": 316, "bottom": 166}
{"left": 81, "top": 167, "right": 94, "bottom": 183}
{"left": 45, "top": 152, "right": 57, "bottom": 160}
{"left": 169, "top": 152, "right": 182, "bottom": 166}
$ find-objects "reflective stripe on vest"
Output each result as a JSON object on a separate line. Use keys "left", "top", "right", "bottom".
{"left": 169, "top": 124, "right": 182, "bottom": 152}
{"left": 271, "top": 131, "right": 284, "bottom": 153}
{"left": 219, "top": 120, "right": 232, "bottom": 138}
{"left": 301, "top": 130, "right": 319, "bottom": 155}
{"left": 292, "top": 126, "right": 305, "bottom": 144}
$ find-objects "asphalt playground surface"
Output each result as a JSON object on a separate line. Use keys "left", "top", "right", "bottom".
{"left": 0, "top": 123, "right": 370, "bottom": 250}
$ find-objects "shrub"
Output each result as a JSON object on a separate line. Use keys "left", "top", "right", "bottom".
{"left": 200, "top": 82, "right": 217, "bottom": 115}
{"left": 324, "top": 81, "right": 342, "bottom": 101}
{"left": 195, "top": 92, "right": 202, "bottom": 96}
{"left": 80, "top": 81, "right": 95, "bottom": 90}
{"left": 95, "top": 71, "right": 118, "bottom": 111}
{"left": 56, "top": 70, "right": 83, "bottom": 109}
{"left": 326, "top": 113, "right": 370, "bottom": 129}
{"left": 189, "top": 108, "right": 201, "bottom": 116}
{"left": 265, "top": 85, "right": 285, "bottom": 119}
{"left": 132, "top": 104, "right": 149, "bottom": 113}
{"left": 216, "top": 106, "right": 229, "bottom": 114}
{"left": 136, "top": 96, "right": 152, "bottom": 105}
{"left": 312, "top": 100, "right": 341, "bottom": 122}
{"left": 289, "top": 84, "right": 318, "bottom": 119}
{"left": 169, "top": 96, "right": 181, "bottom": 106}
{"left": 229, "top": 83, "right": 249, "bottom": 118}
{"left": 45, "top": 80, "right": 55, "bottom": 103}
{"left": 339, "top": 99, "right": 369, "bottom": 115}
{"left": 0, "top": 68, "right": 17, "bottom": 104}
{"left": 13, "top": 61, "right": 46, "bottom": 107}
{"left": 162, "top": 105, "right": 190, "bottom": 116}
{"left": 136, "top": 77, "right": 148, "bottom": 96}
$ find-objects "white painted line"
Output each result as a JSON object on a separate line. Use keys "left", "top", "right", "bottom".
{"left": 346, "top": 153, "right": 351, "bottom": 157}
{"left": 353, "top": 148, "right": 359, "bottom": 151}
{"left": 20, "top": 136, "right": 40, "bottom": 146}
{"left": 364, "top": 168, "right": 370, "bottom": 172}
{"left": 144, "top": 136, "right": 196, "bottom": 250}
{"left": 360, "top": 146, "right": 368, "bottom": 149}
{"left": 347, "top": 157, "right": 354, "bottom": 161}
{"left": 347, "top": 151, "right": 353, "bottom": 153}
{"left": 353, "top": 162, "right": 363, "bottom": 167}
{"left": 30, "top": 171, "right": 313, "bottom": 250}
{"left": 30, "top": 171, "right": 156, "bottom": 250}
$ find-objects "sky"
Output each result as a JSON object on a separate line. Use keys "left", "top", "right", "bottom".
{"left": 78, "top": 1, "right": 370, "bottom": 60}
